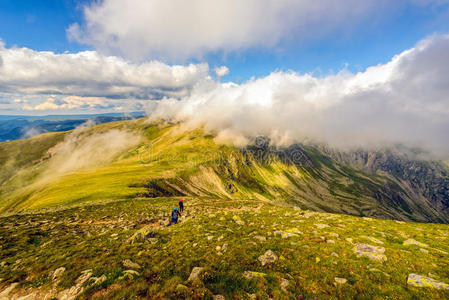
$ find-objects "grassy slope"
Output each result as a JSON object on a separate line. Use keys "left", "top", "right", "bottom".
{"left": 0, "top": 118, "right": 448, "bottom": 298}
{"left": 0, "top": 197, "right": 448, "bottom": 299}
{"left": 0, "top": 118, "right": 446, "bottom": 223}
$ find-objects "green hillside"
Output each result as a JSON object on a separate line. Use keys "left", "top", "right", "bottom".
{"left": 0, "top": 117, "right": 448, "bottom": 223}
{"left": 0, "top": 118, "right": 448, "bottom": 299}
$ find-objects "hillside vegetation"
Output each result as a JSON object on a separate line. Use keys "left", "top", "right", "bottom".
{"left": 0, "top": 118, "right": 448, "bottom": 223}
{"left": 0, "top": 118, "right": 448, "bottom": 298}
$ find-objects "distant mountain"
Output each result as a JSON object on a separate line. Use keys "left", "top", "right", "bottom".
{"left": 0, "top": 112, "right": 146, "bottom": 142}
{"left": 0, "top": 118, "right": 448, "bottom": 223}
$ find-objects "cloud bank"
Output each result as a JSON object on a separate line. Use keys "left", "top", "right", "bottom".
{"left": 68, "top": 0, "right": 448, "bottom": 61}
{"left": 0, "top": 43, "right": 209, "bottom": 100}
{"left": 154, "top": 34, "right": 449, "bottom": 158}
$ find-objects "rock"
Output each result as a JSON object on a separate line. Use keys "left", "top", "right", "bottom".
{"left": 120, "top": 270, "right": 140, "bottom": 280}
{"left": 254, "top": 235, "right": 267, "bottom": 242}
{"left": 122, "top": 259, "right": 141, "bottom": 270}
{"left": 315, "top": 223, "right": 329, "bottom": 229}
{"left": 363, "top": 236, "right": 384, "bottom": 244}
{"left": 213, "top": 295, "right": 225, "bottom": 300}
{"left": 329, "top": 233, "right": 339, "bottom": 238}
{"left": 420, "top": 248, "right": 429, "bottom": 253}
{"left": 127, "top": 226, "right": 155, "bottom": 244}
{"left": 407, "top": 274, "right": 449, "bottom": 290}
{"left": 280, "top": 278, "right": 289, "bottom": 291}
{"left": 275, "top": 228, "right": 303, "bottom": 238}
{"left": 188, "top": 267, "right": 204, "bottom": 282}
{"left": 243, "top": 271, "right": 267, "bottom": 279}
{"left": 57, "top": 270, "right": 93, "bottom": 300}
{"left": 0, "top": 282, "right": 19, "bottom": 298}
{"left": 403, "top": 239, "right": 428, "bottom": 248}
{"left": 353, "top": 243, "right": 387, "bottom": 263}
{"left": 90, "top": 274, "right": 107, "bottom": 285}
{"left": 334, "top": 277, "right": 347, "bottom": 284}
{"left": 327, "top": 239, "right": 335, "bottom": 244}
{"left": 258, "top": 250, "right": 278, "bottom": 266}
{"left": 207, "top": 236, "right": 214, "bottom": 240}
{"left": 52, "top": 267, "right": 66, "bottom": 282}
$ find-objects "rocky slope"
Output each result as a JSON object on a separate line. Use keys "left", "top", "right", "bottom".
{"left": 0, "top": 197, "right": 448, "bottom": 299}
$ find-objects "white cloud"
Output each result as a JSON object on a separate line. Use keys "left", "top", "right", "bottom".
{"left": 68, "top": 0, "right": 449, "bottom": 61}
{"left": 0, "top": 44, "right": 210, "bottom": 100}
{"left": 24, "top": 96, "right": 113, "bottom": 111}
{"left": 215, "top": 66, "right": 229, "bottom": 77}
{"left": 154, "top": 34, "right": 449, "bottom": 158}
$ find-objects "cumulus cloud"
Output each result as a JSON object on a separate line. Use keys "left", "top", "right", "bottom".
{"left": 0, "top": 44, "right": 210, "bottom": 100}
{"left": 154, "top": 34, "right": 449, "bottom": 158}
{"left": 68, "top": 0, "right": 449, "bottom": 61}
{"left": 23, "top": 96, "right": 114, "bottom": 111}
{"left": 215, "top": 66, "right": 229, "bottom": 78}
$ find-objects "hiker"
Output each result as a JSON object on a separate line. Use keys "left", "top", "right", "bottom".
{"left": 179, "top": 198, "right": 184, "bottom": 212}
{"left": 171, "top": 207, "right": 181, "bottom": 224}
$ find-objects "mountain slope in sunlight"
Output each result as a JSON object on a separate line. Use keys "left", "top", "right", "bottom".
{"left": 0, "top": 117, "right": 448, "bottom": 223}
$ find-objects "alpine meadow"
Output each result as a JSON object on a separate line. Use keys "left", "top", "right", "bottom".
{"left": 1, "top": 1, "right": 449, "bottom": 299}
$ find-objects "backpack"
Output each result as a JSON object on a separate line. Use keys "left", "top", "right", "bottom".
{"left": 172, "top": 210, "right": 178, "bottom": 219}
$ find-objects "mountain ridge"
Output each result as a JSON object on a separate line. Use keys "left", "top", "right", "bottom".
{"left": 0, "top": 117, "right": 448, "bottom": 223}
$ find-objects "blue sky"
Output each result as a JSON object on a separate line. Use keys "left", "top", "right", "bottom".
{"left": 1, "top": 0, "right": 449, "bottom": 115}
{"left": 1, "top": 0, "right": 448, "bottom": 79}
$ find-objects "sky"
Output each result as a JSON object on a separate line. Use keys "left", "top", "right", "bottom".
{"left": 1, "top": 0, "right": 449, "bottom": 156}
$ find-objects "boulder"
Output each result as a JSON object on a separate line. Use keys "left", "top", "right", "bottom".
{"left": 52, "top": 267, "right": 66, "bottom": 282}
{"left": 353, "top": 243, "right": 387, "bottom": 263}
{"left": 127, "top": 226, "right": 155, "bottom": 244}
{"left": 258, "top": 250, "right": 278, "bottom": 266}
{"left": 188, "top": 267, "right": 204, "bottom": 282}
{"left": 403, "top": 239, "right": 428, "bottom": 248}
{"left": 407, "top": 274, "right": 449, "bottom": 290}
{"left": 122, "top": 259, "right": 141, "bottom": 270}
{"left": 243, "top": 271, "right": 267, "bottom": 280}
{"left": 334, "top": 277, "right": 347, "bottom": 284}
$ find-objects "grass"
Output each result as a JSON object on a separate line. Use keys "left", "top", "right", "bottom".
{"left": 0, "top": 118, "right": 448, "bottom": 298}
{"left": 0, "top": 197, "right": 448, "bottom": 299}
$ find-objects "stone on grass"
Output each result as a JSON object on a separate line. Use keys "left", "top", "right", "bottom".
{"left": 243, "top": 271, "right": 267, "bottom": 280}
{"left": 363, "top": 236, "right": 384, "bottom": 244}
{"left": 213, "top": 295, "right": 225, "bottom": 300}
{"left": 127, "top": 226, "right": 155, "bottom": 244}
{"left": 403, "top": 239, "right": 428, "bottom": 248}
{"left": 122, "top": 259, "right": 141, "bottom": 270}
{"left": 188, "top": 267, "right": 204, "bottom": 282}
{"left": 407, "top": 274, "right": 449, "bottom": 290}
{"left": 280, "top": 278, "right": 289, "bottom": 291}
{"left": 121, "top": 270, "right": 140, "bottom": 280}
{"left": 353, "top": 243, "right": 387, "bottom": 263}
{"left": 254, "top": 235, "right": 267, "bottom": 242}
{"left": 334, "top": 277, "right": 347, "bottom": 284}
{"left": 0, "top": 282, "right": 19, "bottom": 298}
{"left": 315, "top": 223, "right": 329, "bottom": 229}
{"left": 52, "top": 267, "right": 66, "bottom": 282}
{"left": 258, "top": 250, "right": 278, "bottom": 266}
